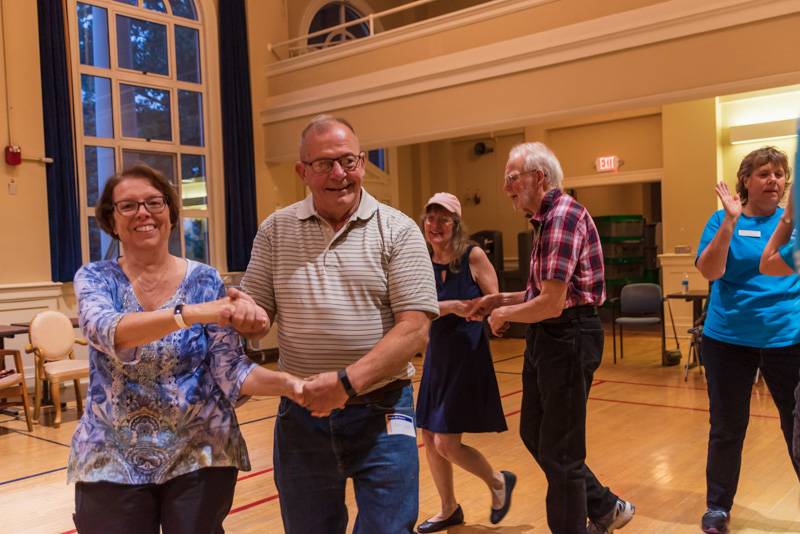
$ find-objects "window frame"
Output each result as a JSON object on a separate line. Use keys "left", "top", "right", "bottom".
{"left": 67, "top": 0, "right": 225, "bottom": 267}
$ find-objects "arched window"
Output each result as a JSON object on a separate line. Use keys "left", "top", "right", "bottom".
{"left": 307, "top": 1, "right": 370, "bottom": 51}
{"left": 70, "top": 0, "right": 211, "bottom": 263}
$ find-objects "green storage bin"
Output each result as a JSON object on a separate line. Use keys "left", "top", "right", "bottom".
{"left": 595, "top": 215, "right": 644, "bottom": 239}
{"left": 605, "top": 262, "right": 645, "bottom": 279}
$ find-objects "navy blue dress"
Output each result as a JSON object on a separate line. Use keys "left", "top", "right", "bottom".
{"left": 416, "top": 246, "right": 507, "bottom": 433}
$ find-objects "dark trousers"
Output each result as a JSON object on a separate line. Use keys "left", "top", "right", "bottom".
{"left": 702, "top": 335, "right": 800, "bottom": 512}
{"left": 520, "top": 314, "right": 618, "bottom": 534}
{"left": 73, "top": 467, "right": 238, "bottom": 534}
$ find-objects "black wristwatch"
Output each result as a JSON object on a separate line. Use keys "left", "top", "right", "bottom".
{"left": 337, "top": 368, "right": 357, "bottom": 398}
{"left": 173, "top": 303, "right": 189, "bottom": 329}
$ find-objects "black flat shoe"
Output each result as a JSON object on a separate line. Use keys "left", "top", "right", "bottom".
{"left": 417, "top": 505, "right": 464, "bottom": 533}
{"left": 490, "top": 470, "right": 517, "bottom": 524}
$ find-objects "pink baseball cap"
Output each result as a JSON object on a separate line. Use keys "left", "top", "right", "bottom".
{"left": 425, "top": 192, "right": 461, "bottom": 217}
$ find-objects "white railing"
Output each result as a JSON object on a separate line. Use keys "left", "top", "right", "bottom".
{"left": 268, "top": 0, "right": 441, "bottom": 60}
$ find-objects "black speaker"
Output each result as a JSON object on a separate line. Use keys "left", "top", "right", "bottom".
{"left": 470, "top": 230, "right": 503, "bottom": 273}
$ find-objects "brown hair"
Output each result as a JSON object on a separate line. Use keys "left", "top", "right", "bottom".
{"left": 420, "top": 205, "right": 473, "bottom": 273}
{"left": 95, "top": 164, "right": 179, "bottom": 239}
{"left": 736, "top": 146, "right": 791, "bottom": 205}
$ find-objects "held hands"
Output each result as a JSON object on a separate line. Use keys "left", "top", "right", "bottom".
{"left": 466, "top": 294, "right": 502, "bottom": 322}
{"left": 300, "top": 372, "right": 348, "bottom": 417}
{"left": 283, "top": 373, "right": 305, "bottom": 406}
{"left": 487, "top": 308, "right": 510, "bottom": 337}
{"left": 715, "top": 181, "right": 742, "bottom": 221}
{"left": 219, "top": 288, "right": 270, "bottom": 338}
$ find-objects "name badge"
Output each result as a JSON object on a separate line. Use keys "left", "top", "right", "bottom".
{"left": 738, "top": 229, "right": 761, "bottom": 238}
{"left": 386, "top": 413, "right": 416, "bottom": 437}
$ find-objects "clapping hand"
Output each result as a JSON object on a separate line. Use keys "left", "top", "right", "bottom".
{"left": 715, "top": 181, "right": 742, "bottom": 221}
{"left": 220, "top": 288, "right": 270, "bottom": 338}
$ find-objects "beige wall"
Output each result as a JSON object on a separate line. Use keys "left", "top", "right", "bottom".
{"left": 271, "top": 0, "right": 666, "bottom": 94}
{"left": 247, "top": 0, "right": 308, "bottom": 220}
{"left": 576, "top": 184, "right": 646, "bottom": 218}
{"left": 262, "top": 12, "right": 800, "bottom": 161}
{"left": 0, "top": 0, "right": 51, "bottom": 284}
{"left": 661, "top": 98, "right": 720, "bottom": 253}
{"left": 546, "top": 114, "right": 663, "bottom": 177}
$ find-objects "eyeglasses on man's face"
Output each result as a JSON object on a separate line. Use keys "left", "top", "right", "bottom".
{"left": 302, "top": 152, "right": 365, "bottom": 174}
{"left": 114, "top": 196, "right": 168, "bottom": 216}
{"left": 503, "top": 168, "right": 545, "bottom": 187}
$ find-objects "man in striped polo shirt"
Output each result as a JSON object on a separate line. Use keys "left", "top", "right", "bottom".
{"left": 469, "top": 142, "right": 634, "bottom": 534}
{"left": 241, "top": 115, "right": 438, "bottom": 534}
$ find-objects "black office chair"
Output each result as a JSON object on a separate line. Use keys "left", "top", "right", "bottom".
{"left": 611, "top": 283, "right": 665, "bottom": 364}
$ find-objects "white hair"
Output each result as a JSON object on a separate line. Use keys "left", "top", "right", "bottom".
{"left": 507, "top": 142, "right": 564, "bottom": 190}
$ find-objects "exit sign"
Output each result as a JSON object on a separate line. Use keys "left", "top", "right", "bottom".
{"left": 595, "top": 155, "right": 620, "bottom": 172}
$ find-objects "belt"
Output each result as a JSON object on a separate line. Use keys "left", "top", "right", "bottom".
{"left": 541, "top": 304, "right": 598, "bottom": 324}
{"left": 345, "top": 379, "right": 410, "bottom": 406}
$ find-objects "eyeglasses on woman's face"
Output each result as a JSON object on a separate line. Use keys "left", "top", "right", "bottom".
{"left": 302, "top": 152, "right": 365, "bottom": 174}
{"left": 424, "top": 214, "right": 454, "bottom": 226}
{"left": 114, "top": 196, "right": 168, "bottom": 217}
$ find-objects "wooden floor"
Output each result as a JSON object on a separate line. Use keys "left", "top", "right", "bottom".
{"left": 2, "top": 329, "right": 799, "bottom": 533}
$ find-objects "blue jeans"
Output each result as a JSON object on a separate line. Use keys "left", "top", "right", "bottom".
{"left": 274, "top": 384, "right": 419, "bottom": 534}
{"left": 702, "top": 336, "right": 800, "bottom": 512}
{"left": 520, "top": 314, "right": 617, "bottom": 534}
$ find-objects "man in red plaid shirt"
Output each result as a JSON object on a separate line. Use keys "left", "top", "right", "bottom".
{"left": 470, "top": 142, "right": 634, "bottom": 534}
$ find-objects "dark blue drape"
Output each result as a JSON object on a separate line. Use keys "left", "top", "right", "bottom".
{"left": 38, "top": 0, "right": 82, "bottom": 282}
{"left": 219, "top": 0, "right": 258, "bottom": 272}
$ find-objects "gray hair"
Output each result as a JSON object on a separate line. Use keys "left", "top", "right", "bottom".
{"left": 507, "top": 142, "right": 564, "bottom": 190}
{"left": 299, "top": 114, "right": 357, "bottom": 157}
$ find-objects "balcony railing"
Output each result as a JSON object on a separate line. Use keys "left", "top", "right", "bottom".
{"left": 268, "top": 0, "right": 442, "bottom": 60}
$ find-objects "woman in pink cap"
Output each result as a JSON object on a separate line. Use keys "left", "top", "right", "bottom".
{"left": 415, "top": 192, "right": 515, "bottom": 533}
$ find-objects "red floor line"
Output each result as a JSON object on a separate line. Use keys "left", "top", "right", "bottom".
{"left": 64, "top": 387, "right": 769, "bottom": 531}
{"left": 237, "top": 466, "right": 274, "bottom": 482}
{"left": 588, "top": 396, "right": 779, "bottom": 419}
{"left": 229, "top": 493, "right": 280, "bottom": 514}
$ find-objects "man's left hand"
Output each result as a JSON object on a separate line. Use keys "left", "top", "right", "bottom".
{"left": 302, "top": 371, "right": 348, "bottom": 416}
{"left": 488, "top": 307, "right": 510, "bottom": 337}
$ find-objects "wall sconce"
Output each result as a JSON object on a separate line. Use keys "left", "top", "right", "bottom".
{"left": 463, "top": 191, "right": 481, "bottom": 206}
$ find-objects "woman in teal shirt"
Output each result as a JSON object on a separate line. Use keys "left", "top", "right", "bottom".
{"left": 696, "top": 146, "right": 800, "bottom": 534}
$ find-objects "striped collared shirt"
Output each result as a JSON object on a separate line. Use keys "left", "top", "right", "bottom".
{"left": 241, "top": 189, "right": 439, "bottom": 389}
{"left": 526, "top": 188, "right": 606, "bottom": 308}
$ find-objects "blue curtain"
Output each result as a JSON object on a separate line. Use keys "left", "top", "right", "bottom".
{"left": 38, "top": 0, "right": 82, "bottom": 282}
{"left": 219, "top": 0, "right": 258, "bottom": 272}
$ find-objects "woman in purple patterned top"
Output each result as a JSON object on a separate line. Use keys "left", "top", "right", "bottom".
{"left": 70, "top": 165, "right": 302, "bottom": 534}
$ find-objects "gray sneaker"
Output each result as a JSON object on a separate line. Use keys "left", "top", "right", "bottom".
{"left": 587, "top": 499, "right": 635, "bottom": 534}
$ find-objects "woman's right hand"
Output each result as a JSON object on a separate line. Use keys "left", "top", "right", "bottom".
{"left": 184, "top": 297, "right": 235, "bottom": 325}
{"left": 716, "top": 181, "right": 742, "bottom": 221}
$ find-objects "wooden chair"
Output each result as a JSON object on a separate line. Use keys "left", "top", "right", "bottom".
{"left": 26, "top": 311, "right": 89, "bottom": 428}
{"left": 0, "top": 349, "right": 33, "bottom": 431}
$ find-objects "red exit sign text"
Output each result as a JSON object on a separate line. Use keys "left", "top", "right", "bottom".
{"left": 595, "top": 155, "right": 620, "bottom": 172}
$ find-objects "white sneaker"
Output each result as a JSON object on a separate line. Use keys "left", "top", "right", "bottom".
{"left": 587, "top": 499, "right": 635, "bottom": 534}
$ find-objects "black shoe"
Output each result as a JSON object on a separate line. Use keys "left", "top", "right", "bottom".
{"left": 417, "top": 505, "right": 464, "bottom": 533}
{"left": 490, "top": 470, "right": 517, "bottom": 524}
{"left": 701, "top": 509, "right": 730, "bottom": 533}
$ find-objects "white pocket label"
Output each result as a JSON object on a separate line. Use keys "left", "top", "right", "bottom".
{"left": 386, "top": 413, "right": 416, "bottom": 437}
{"left": 738, "top": 229, "right": 761, "bottom": 237}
